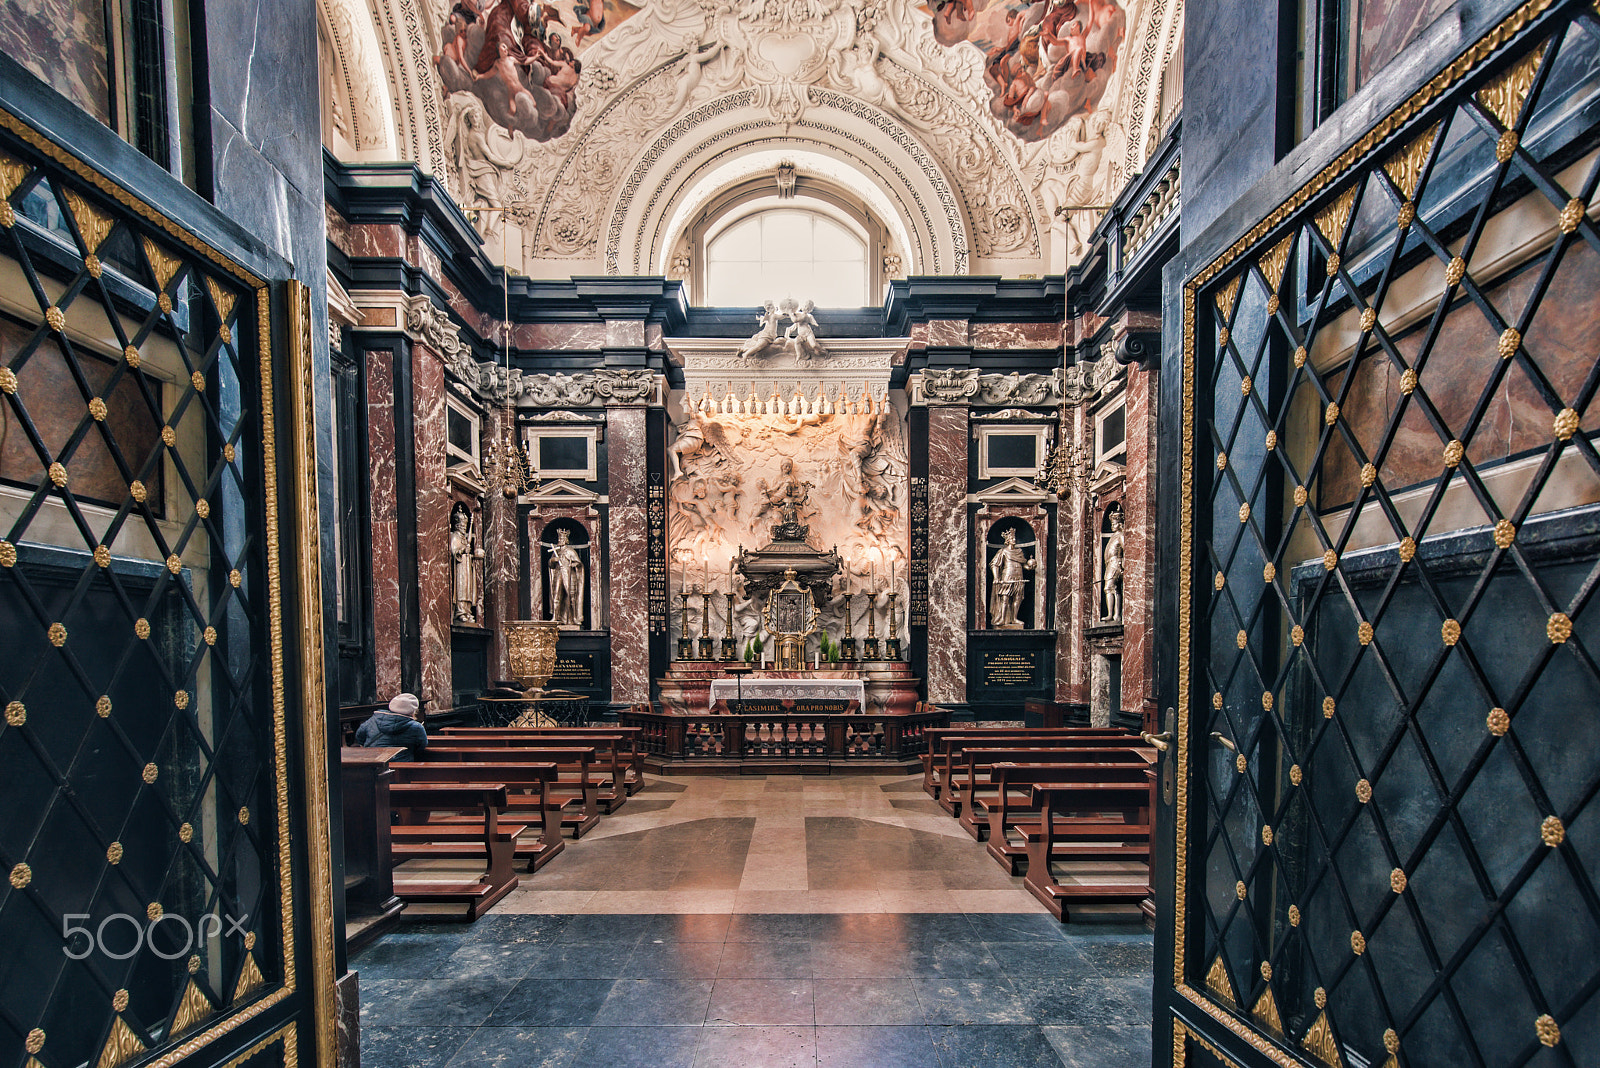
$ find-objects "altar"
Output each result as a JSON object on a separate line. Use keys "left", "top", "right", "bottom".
{"left": 708, "top": 674, "right": 867, "bottom": 713}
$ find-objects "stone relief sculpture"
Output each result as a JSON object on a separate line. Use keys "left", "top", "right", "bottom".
{"left": 1101, "top": 506, "right": 1125, "bottom": 621}
{"left": 988, "top": 526, "right": 1036, "bottom": 630}
{"left": 921, "top": 367, "right": 982, "bottom": 403}
{"left": 443, "top": 92, "right": 527, "bottom": 238}
{"left": 450, "top": 502, "right": 485, "bottom": 624}
{"left": 545, "top": 527, "right": 587, "bottom": 628}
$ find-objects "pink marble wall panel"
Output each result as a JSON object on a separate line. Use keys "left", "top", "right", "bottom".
{"left": 606, "top": 320, "right": 646, "bottom": 348}
{"left": 926, "top": 407, "right": 969, "bottom": 703}
{"left": 439, "top": 274, "right": 498, "bottom": 341}
{"left": 909, "top": 323, "right": 929, "bottom": 343}
{"left": 926, "top": 319, "right": 971, "bottom": 347}
{"left": 412, "top": 344, "right": 454, "bottom": 706}
{"left": 366, "top": 350, "right": 403, "bottom": 699}
{"left": 513, "top": 323, "right": 610, "bottom": 350}
{"left": 1057, "top": 404, "right": 1092, "bottom": 705}
{"left": 1121, "top": 363, "right": 1158, "bottom": 732}
{"left": 325, "top": 204, "right": 353, "bottom": 258}
{"left": 973, "top": 322, "right": 1062, "bottom": 348}
{"left": 347, "top": 223, "right": 405, "bottom": 259}
{"left": 607, "top": 407, "right": 651, "bottom": 704}
{"left": 646, "top": 324, "right": 665, "bottom": 349}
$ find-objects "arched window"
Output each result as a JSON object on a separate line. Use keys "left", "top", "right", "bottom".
{"left": 703, "top": 209, "right": 869, "bottom": 307}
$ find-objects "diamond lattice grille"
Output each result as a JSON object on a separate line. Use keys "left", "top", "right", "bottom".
{"left": 0, "top": 137, "right": 281, "bottom": 1068}
{"left": 1190, "top": 11, "right": 1600, "bottom": 1068}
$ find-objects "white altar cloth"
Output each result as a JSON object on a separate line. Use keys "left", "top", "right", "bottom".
{"left": 708, "top": 676, "right": 867, "bottom": 711}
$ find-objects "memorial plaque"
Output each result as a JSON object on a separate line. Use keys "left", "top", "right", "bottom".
{"left": 794, "top": 700, "right": 852, "bottom": 714}
{"left": 982, "top": 648, "right": 1044, "bottom": 689}
{"left": 552, "top": 653, "right": 595, "bottom": 687}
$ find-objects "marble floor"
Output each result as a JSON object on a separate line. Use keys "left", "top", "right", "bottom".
{"left": 356, "top": 773, "right": 1155, "bottom": 1066}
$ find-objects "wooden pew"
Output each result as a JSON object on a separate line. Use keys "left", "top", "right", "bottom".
{"left": 423, "top": 745, "right": 602, "bottom": 837}
{"left": 1024, "top": 780, "right": 1154, "bottom": 921}
{"left": 384, "top": 782, "right": 524, "bottom": 919}
{"left": 982, "top": 760, "right": 1155, "bottom": 874}
{"left": 437, "top": 727, "right": 644, "bottom": 803}
{"left": 922, "top": 727, "right": 1130, "bottom": 799}
{"left": 931, "top": 732, "right": 1137, "bottom": 816}
{"left": 951, "top": 746, "right": 1155, "bottom": 839}
{"left": 389, "top": 761, "right": 566, "bottom": 872}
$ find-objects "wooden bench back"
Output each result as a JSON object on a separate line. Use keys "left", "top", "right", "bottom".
{"left": 986, "top": 761, "right": 1153, "bottom": 785}
{"left": 422, "top": 746, "right": 597, "bottom": 765}
{"left": 391, "top": 762, "right": 557, "bottom": 786}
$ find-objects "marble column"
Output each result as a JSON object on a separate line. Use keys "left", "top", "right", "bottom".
{"left": 482, "top": 404, "right": 519, "bottom": 680}
{"left": 1058, "top": 403, "right": 1092, "bottom": 706}
{"left": 926, "top": 406, "right": 969, "bottom": 704}
{"left": 365, "top": 348, "right": 403, "bottom": 698}
{"left": 1120, "top": 362, "right": 1159, "bottom": 732}
{"left": 412, "top": 344, "right": 453, "bottom": 707}
{"left": 607, "top": 406, "right": 650, "bottom": 705}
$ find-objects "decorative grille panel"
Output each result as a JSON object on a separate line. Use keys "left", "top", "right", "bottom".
{"left": 0, "top": 130, "right": 290, "bottom": 1068}
{"left": 1180, "top": 5, "right": 1600, "bottom": 1067}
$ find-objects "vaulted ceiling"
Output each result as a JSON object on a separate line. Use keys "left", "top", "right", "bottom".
{"left": 318, "top": 0, "right": 1183, "bottom": 279}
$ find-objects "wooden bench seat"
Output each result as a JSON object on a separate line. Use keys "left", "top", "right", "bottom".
{"left": 1024, "top": 781, "right": 1154, "bottom": 921}
{"left": 981, "top": 761, "right": 1155, "bottom": 873}
{"left": 389, "top": 762, "right": 566, "bottom": 871}
{"left": 423, "top": 746, "right": 602, "bottom": 837}
{"left": 439, "top": 727, "right": 646, "bottom": 797}
{"left": 952, "top": 748, "right": 1154, "bottom": 840}
{"left": 384, "top": 782, "right": 523, "bottom": 920}
{"left": 922, "top": 728, "right": 1132, "bottom": 799}
{"left": 934, "top": 735, "right": 1142, "bottom": 817}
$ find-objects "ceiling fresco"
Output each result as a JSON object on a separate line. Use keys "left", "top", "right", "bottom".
{"left": 321, "top": 0, "right": 1183, "bottom": 275}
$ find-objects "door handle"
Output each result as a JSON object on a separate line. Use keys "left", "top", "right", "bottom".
{"left": 1210, "top": 731, "right": 1237, "bottom": 752}
{"left": 1141, "top": 731, "right": 1173, "bottom": 752}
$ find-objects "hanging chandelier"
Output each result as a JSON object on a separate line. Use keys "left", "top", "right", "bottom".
{"left": 481, "top": 255, "right": 536, "bottom": 499}
{"left": 1035, "top": 401, "right": 1089, "bottom": 497}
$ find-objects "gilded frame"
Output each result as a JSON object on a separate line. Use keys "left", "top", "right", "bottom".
{"left": 1172, "top": 0, "right": 1565, "bottom": 1064}
{"left": 0, "top": 104, "right": 338, "bottom": 1064}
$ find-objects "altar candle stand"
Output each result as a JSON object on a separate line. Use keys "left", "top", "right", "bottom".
{"left": 885, "top": 589, "right": 901, "bottom": 661}
{"left": 861, "top": 587, "right": 881, "bottom": 661}
{"left": 721, "top": 591, "right": 737, "bottom": 661}
{"left": 838, "top": 589, "right": 857, "bottom": 662}
{"left": 697, "top": 586, "right": 715, "bottom": 660}
{"left": 677, "top": 587, "right": 693, "bottom": 661}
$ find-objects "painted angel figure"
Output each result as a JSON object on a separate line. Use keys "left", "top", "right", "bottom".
{"left": 783, "top": 299, "right": 823, "bottom": 360}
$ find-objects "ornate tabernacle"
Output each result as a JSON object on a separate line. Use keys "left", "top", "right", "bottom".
{"left": 764, "top": 570, "right": 820, "bottom": 671}
{"left": 503, "top": 620, "right": 560, "bottom": 692}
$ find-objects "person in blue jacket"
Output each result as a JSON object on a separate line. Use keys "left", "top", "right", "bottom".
{"left": 355, "top": 693, "right": 429, "bottom": 761}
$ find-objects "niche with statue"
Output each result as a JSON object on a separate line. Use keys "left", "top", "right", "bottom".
{"left": 538, "top": 518, "right": 590, "bottom": 630}
{"left": 984, "top": 517, "right": 1041, "bottom": 631}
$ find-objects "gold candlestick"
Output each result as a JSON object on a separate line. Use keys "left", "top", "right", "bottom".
{"left": 697, "top": 588, "right": 715, "bottom": 660}
{"left": 839, "top": 588, "right": 857, "bottom": 661}
{"left": 861, "top": 588, "right": 880, "bottom": 660}
{"left": 885, "top": 591, "right": 901, "bottom": 661}
{"left": 677, "top": 590, "right": 693, "bottom": 660}
{"left": 722, "top": 591, "right": 737, "bottom": 660}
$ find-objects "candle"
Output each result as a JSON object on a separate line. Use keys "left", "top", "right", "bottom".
{"left": 890, "top": 558, "right": 895, "bottom": 587}
{"left": 703, "top": 556, "right": 709, "bottom": 592}
{"left": 870, "top": 561, "right": 875, "bottom": 590}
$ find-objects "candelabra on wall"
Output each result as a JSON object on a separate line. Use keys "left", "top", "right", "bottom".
{"left": 1034, "top": 402, "right": 1090, "bottom": 497}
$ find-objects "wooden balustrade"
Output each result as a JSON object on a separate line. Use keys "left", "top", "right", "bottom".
{"left": 619, "top": 707, "right": 947, "bottom": 764}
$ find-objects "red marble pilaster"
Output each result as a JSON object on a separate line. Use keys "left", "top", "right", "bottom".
{"left": 606, "top": 406, "right": 650, "bottom": 704}
{"left": 412, "top": 344, "right": 453, "bottom": 707}
{"left": 1121, "top": 362, "right": 1159, "bottom": 732}
{"left": 926, "top": 406, "right": 969, "bottom": 704}
{"left": 482, "top": 404, "right": 520, "bottom": 679}
{"left": 366, "top": 349, "right": 403, "bottom": 699}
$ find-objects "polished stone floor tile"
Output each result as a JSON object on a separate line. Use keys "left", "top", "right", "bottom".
{"left": 693, "top": 1024, "right": 816, "bottom": 1068}
{"left": 716, "top": 939, "right": 813, "bottom": 978}
{"left": 352, "top": 930, "right": 472, "bottom": 980}
{"left": 429, "top": 939, "right": 539, "bottom": 981}
{"left": 360, "top": 977, "right": 511, "bottom": 1028}
{"left": 442, "top": 1025, "right": 586, "bottom": 1068}
{"left": 1042, "top": 1023, "right": 1153, "bottom": 1068}
{"left": 983, "top": 940, "right": 1098, "bottom": 978}
{"left": 809, "top": 940, "right": 918, "bottom": 978}
{"left": 707, "top": 978, "right": 816, "bottom": 1025}
{"left": 627, "top": 939, "right": 725, "bottom": 978}
{"left": 815, "top": 1024, "right": 943, "bottom": 1067}
{"left": 463, "top": 914, "right": 572, "bottom": 945}
{"left": 593, "top": 978, "right": 715, "bottom": 1025}
{"left": 359, "top": 1024, "right": 475, "bottom": 1068}
{"left": 486, "top": 979, "right": 616, "bottom": 1026}
{"left": 912, "top": 976, "right": 1031, "bottom": 1024}
{"left": 571, "top": 1025, "right": 700, "bottom": 1068}
{"left": 1017, "top": 973, "right": 1150, "bottom": 1027}
{"left": 523, "top": 940, "right": 636, "bottom": 979}
{"left": 964, "top": 912, "right": 1074, "bottom": 944}
{"left": 813, "top": 978, "right": 927, "bottom": 1025}
{"left": 932, "top": 1023, "right": 1069, "bottom": 1068}
{"left": 1078, "top": 938, "right": 1157, "bottom": 976}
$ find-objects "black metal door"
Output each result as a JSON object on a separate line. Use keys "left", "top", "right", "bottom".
{"left": 0, "top": 98, "right": 336, "bottom": 1066}
{"left": 1161, "top": 4, "right": 1600, "bottom": 1065}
